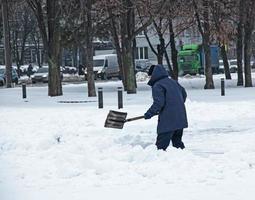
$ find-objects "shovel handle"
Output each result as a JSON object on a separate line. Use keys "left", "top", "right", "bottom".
{"left": 125, "top": 116, "right": 144, "bottom": 122}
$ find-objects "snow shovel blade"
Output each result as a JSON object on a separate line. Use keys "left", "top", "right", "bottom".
{"left": 104, "top": 110, "right": 127, "bottom": 129}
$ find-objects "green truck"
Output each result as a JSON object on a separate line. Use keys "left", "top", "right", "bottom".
{"left": 177, "top": 44, "right": 219, "bottom": 75}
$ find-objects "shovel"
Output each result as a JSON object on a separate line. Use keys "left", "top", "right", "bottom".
{"left": 104, "top": 110, "right": 144, "bottom": 129}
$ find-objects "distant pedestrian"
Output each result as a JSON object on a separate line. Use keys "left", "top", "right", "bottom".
{"left": 78, "top": 64, "right": 85, "bottom": 75}
{"left": 27, "top": 64, "right": 33, "bottom": 78}
{"left": 144, "top": 64, "right": 188, "bottom": 150}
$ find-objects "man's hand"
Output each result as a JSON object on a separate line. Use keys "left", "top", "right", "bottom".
{"left": 144, "top": 113, "right": 151, "bottom": 120}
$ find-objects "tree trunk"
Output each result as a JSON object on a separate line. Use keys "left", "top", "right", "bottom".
{"left": 36, "top": 49, "right": 41, "bottom": 67}
{"left": 48, "top": 31, "right": 62, "bottom": 96}
{"left": 47, "top": 0, "right": 62, "bottom": 96}
{"left": 109, "top": 13, "right": 126, "bottom": 89}
{"left": 164, "top": 49, "right": 174, "bottom": 78}
{"left": 243, "top": 0, "right": 254, "bottom": 87}
{"left": 20, "top": 35, "right": 27, "bottom": 66}
{"left": 41, "top": 50, "right": 45, "bottom": 66}
{"left": 13, "top": 30, "right": 21, "bottom": 76}
{"left": 20, "top": 14, "right": 30, "bottom": 66}
{"left": 203, "top": 42, "right": 214, "bottom": 89}
{"left": 157, "top": 44, "right": 164, "bottom": 65}
{"left": 84, "top": 0, "right": 96, "bottom": 97}
{"left": 244, "top": 24, "right": 253, "bottom": 87}
{"left": 72, "top": 45, "right": 78, "bottom": 68}
{"left": 120, "top": 0, "right": 136, "bottom": 94}
{"left": 27, "top": 0, "right": 63, "bottom": 96}
{"left": 133, "top": 38, "right": 137, "bottom": 89}
{"left": 156, "top": 22, "right": 164, "bottom": 64}
{"left": 220, "top": 44, "right": 231, "bottom": 80}
{"left": 169, "top": 19, "right": 178, "bottom": 80}
{"left": 193, "top": 0, "right": 214, "bottom": 89}
{"left": 154, "top": 18, "right": 164, "bottom": 65}
{"left": 122, "top": 40, "right": 136, "bottom": 94}
{"left": 237, "top": 0, "right": 244, "bottom": 86}
{"left": 115, "top": 41, "right": 126, "bottom": 89}
{"left": 2, "top": 0, "right": 12, "bottom": 88}
{"left": 203, "top": 0, "right": 214, "bottom": 89}
{"left": 32, "top": 32, "right": 42, "bottom": 67}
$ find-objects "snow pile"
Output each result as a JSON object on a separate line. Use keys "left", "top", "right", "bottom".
{"left": 1, "top": 78, "right": 255, "bottom": 200}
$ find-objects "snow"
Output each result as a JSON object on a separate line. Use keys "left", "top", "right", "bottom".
{"left": 1, "top": 74, "right": 255, "bottom": 200}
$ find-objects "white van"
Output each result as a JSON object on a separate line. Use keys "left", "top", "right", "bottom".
{"left": 93, "top": 54, "right": 120, "bottom": 80}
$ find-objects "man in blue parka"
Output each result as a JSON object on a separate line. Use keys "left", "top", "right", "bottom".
{"left": 144, "top": 65, "right": 188, "bottom": 150}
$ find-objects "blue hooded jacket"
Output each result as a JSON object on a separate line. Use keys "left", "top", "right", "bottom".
{"left": 144, "top": 65, "right": 188, "bottom": 133}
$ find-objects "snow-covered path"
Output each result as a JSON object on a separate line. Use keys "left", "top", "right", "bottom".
{"left": 1, "top": 75, "right": 255, "bottom": 200}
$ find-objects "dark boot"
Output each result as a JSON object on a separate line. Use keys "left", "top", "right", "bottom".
{"left": 171, "top": 129, "right": 185, "bottom": 149}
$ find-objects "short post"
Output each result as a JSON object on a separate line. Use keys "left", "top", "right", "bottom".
{"left": 98, "top": 87, "right": 103, "bottom": 109}
{"left": 221, "top": 78, "right": 225, "bottom": 96}
{"left": 22, "top": 83, "right": 27, "bottom": 99}
{"left": 117, "top": 87, "right": 123, "bottom": 109}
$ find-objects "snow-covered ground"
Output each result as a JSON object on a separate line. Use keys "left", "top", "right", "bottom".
{"left": 1, "top": 74, "right": 255, "bottom": 200}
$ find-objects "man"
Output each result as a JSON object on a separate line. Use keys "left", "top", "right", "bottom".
{"left": 144, "top": 64, "right": 188, "bottom": 150}
{"left": 27, "top": 64, "right": 33, "bottom": 78}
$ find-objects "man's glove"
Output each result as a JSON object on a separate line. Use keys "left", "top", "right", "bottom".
{"left": 144, "top": 113, "right": 151, "bottom": 120}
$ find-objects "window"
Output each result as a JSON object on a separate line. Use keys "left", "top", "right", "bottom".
{"left": 93, "top": 59, "right": 104, "bottom": 67}
{"left": 137, "top": 31, "right": 145, "bottom": 36}
{"left": 144, "top": 47, "right": 148, "bottom": 59}
{"left": 139, "top": 48, "right": 144, "bottom": 59}
{"left": 104, "top": 59, "right": 108, "bottom": 68}
{"left": 0, "top": 68, "right": 5, "bottom": 75}
{"left": 179, "top": 55, "right": 198, "bottom": 63}
{"left": 37, "top": 68, "right": 48, "bottom": 73}
{"left": 136, "top": 47, "right": 148, "bottom": 59}
{"left": 230, "top": 60, "right": 237, "bottom": 65}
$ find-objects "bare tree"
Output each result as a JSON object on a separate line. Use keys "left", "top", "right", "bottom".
{"left": 80, "top": 0, "right": 96, "bottom": 96}
{"left": 168, "top": 18, "right": 178, "bottom": 80}
{"left": 30, "top": 26, "right": 43, "bottom": 68}
{"left": 243, "top": 0, "right": 255, "bottom": 87}
{"left": 102, "top": 0, "right": 166, "bottom": 93}
{"left": 2, "top": 0, "right": 12, "bottom": 88}
{"left": 26, "top": 0, "right": 62, "bottom": 96}
{"left": 210, "top": 0, "right": 235, "bottom": 80}
{"left": 10, "top": 2, "right": 35, "bottom": 74}
{"left": 236, "top": 0, "right": 244, "bottom": 86}
{"left": 193, "top": 0, "right": 214, "bottom": 89}
{"left": 60, "top": 0, "right": 106, "bottom": 97}
{"left": 140, "top": 0, "right": 194, "bottom": 80}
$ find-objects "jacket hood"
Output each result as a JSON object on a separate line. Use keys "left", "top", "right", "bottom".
{"left": 148, "top": 65, "right": 169, "bottom": 86}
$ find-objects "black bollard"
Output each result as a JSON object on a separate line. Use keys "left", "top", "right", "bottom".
{"left": 22, "top": 83, "right": 27, "bottom": 99}
{"left": 221, "top": 78, "right": 225, "bottom": 96}
{"left": 117, "top": 87, "right": 123, "bottom": 109}
{"left": 98, "top": 87, "right": 103, "bottom": 108}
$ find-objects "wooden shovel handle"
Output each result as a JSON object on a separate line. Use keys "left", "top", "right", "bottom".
{"left": 125, "top": 116, "right": 144, "bottom": 122}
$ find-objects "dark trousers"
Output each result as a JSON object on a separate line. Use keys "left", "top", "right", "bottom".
{"left": 156, "top": 129, "right": 185, "bottom": 150}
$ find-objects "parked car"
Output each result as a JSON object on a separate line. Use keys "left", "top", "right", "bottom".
{"left": 229, "top": 59, "right": 238, "bottom": 73}
{"left": 31, "top": 66, "right": 63, "bottom": 83}
{"left": 135, "top": 59, "right": 151, "bottom": 74}
{"left": 251, "top": 61, "right": 255, "bottom": 69}
{"left": 91, "top": 54, "right": 120, "bottom": 80}
{"left": 0, "top": 67, "right": 19, "bottom": 85}
{"left": 219, "top": 60, "right": 224, "bottom": 73}
{"left": 219, "top": 59, "right": 234, "bottom": 73}
{"left": 61, "top": 66, "right": 77, "bottom": 74}
{"left": 31, "top": 67, "right": 49, "bottom": 83}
